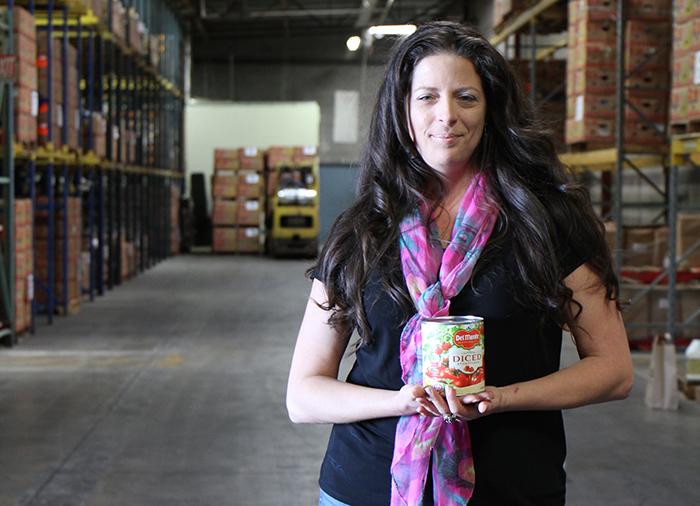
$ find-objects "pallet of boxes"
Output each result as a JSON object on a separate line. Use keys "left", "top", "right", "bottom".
{"left": 14, "top": 200, "right": 34, "bottom": 334}
{"left": 211, "top": 148, "right": 238, "bottom": 253}
{"left": 35, "top": 197, "right": 82, "bottom": 315}
{"left": 566, "top": 0, "right": 672, "bottom": 149}
{"left": 0, "top": 6, "right": 39, "bottom": 147}
{"left": 211, "top": 147, "right": 265, "bottom": 254}
{"left": 235, "top": 148, "right": 266, "bottom": 254}
{"left": 670, "top": 0, "right": 700, "bottom": 133}
{"left": 37, "top": 37, "right": 79, "bottom": 149}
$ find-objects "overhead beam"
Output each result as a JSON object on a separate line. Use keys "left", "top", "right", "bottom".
{"left": 489, "top": 0, "right": 559, "bottom": 46}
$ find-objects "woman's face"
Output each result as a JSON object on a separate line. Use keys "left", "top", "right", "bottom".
{"left": 407, "top": 52, "right": 486, "bottom": 179}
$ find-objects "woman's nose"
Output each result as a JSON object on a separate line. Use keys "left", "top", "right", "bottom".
{"left": 437, "top": 97, "right": 457, "bottom": 125}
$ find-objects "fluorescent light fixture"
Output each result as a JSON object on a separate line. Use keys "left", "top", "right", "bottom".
{"left": 346, "top": 35, "right": 362, "bottom": 51}
{"left": 367, "top": 24, "right": 417, "bottom": 37}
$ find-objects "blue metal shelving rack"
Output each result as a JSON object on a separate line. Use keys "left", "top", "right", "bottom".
{"left": 2, "top": 0, "right": 184, "bottom": 334}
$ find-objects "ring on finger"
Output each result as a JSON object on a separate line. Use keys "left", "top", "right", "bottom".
{"left": 442, "top": 413, "right": 457, "bottom": 424}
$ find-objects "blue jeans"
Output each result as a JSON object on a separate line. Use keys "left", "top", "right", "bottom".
{"left": 318, "top": 489, "right": 350, "bottom": 506}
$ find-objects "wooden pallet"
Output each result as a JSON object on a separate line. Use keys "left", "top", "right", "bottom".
{"left": 670, "top": 119, "right": 700, "bottom": 136}
{"left": 678, "top": 376, "right": 700, "bottom": 400}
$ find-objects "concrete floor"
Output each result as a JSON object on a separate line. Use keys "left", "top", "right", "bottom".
{"left": 0, "top": 255, "right": 698, "bottom": 506}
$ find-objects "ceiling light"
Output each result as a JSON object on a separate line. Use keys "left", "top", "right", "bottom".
{"left": 367, "top": 24, "right": 417, "bottom": 37}
{"left": 346, "top": 35, "right": 362, "bottom": 51}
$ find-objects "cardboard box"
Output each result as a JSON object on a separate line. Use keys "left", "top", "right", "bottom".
{"left": 16, "top": 57, "right": 38, "bottom": 90}
{"left": 214, "top": 149, "right": 239, "bottom": 171}
{"left": 14, "top": 31, "right": 36, "bottom": 65}
{"left": 625, "top": 91, "right": 668, "bottom": 124}
{"left": 573, "top": 66, "right": 616, "bottom": 94}
{"left": 653, "top": 226, "right": 668, "bottom": 268}
{"left": 212, "top": 227, "right": 236, "bottom": 252}
{"left": 576, "top": 17, "right": 616, "bottom": 44}
{"left": 670, "top": 86, "right": 689, "bottom": 123}
{"left": 565, "top": 116, "right": 614, "bottom": 144}
{"left": 266, "top": 146, "right": 295, "bottom": 168}
{"left": 212, "top": 199, "right": 237, "bottom": 226}
{"left": 237, "top": 170, "right": 264, "bottom": 198}
{"left": 238, "top": 147, "right": 264, "bottom": 171}
{"left": 567, "top": 92, "right": 614, "bottom": 119}
{"left": 677, "top": 213, "right": 700, "bottom": 269}
{"left": 672, "top": 51, "right": 695, "bottom": 88}
{"left": 624, "top": 226, "right": 656, "bottom": 267}
{"left": 236, "top": 199, "right": 262, "bottom": 226}
{"left": 572, "top": 42, "right": 616, "bottom": 69}
{"left": 627, "top": 0, "right": 672, "bottom": 20}
{"left": 626, "top": 43, "right": 671, "bottom": 70}
{"left": 10, "top": 6, "right": 36, "bottom": 39}
{"left": 236, "top": 226, "right": 263, "bottom": 253}
{"left": 212, "top": 174, "right": 237, "bottom": 198}
{"left": 626, "top": 20, "right": 672, "bottom": 46}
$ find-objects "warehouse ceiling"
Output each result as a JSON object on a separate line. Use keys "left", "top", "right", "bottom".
{"left": 186, "top": 0, "right": 466, "bottom": 64}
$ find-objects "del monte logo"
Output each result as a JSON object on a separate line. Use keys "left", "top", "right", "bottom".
{"left": 454, "top": 329, "right": 480, "bottom": 349}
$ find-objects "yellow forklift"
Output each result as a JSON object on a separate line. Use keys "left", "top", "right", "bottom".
{"left": 268, "top": 158, "right": 320, "bottom": 257}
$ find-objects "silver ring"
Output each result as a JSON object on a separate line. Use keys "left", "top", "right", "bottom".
{"left": 442, "top": 413, "right": 457, "bottom": 424}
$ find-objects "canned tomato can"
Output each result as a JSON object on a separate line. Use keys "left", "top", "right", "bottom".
{"left": 421, "top": 316, "right": 485, "bottom": 395}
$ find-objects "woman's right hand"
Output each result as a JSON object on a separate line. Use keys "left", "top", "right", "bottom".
{"left": 397, "top": 384, "right": 443, "bottom": 417}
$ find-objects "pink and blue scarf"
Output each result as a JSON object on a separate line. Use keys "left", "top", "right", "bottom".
{"left": 391, "top": 172, "right": 499, "bottom": 505}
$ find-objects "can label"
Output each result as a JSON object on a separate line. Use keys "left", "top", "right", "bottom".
{"left": 421, "top": 316, "right": 485, "bottom": 395}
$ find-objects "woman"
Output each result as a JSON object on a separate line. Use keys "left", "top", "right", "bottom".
{"left": 286, "top": 21, "right": 633, "bottom": 506}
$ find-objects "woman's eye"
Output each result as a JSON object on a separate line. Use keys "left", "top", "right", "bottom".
{"left": 459, "top": 95, "right": 476, "bottom": 102}
{"left": 417, "top": 95, "right": 435, "bottom": 101}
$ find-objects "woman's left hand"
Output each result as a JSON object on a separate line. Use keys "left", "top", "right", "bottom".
{"left": 424, "top": 385, "right": 500, "bottom": 421}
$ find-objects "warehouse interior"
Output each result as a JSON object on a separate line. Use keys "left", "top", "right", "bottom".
{"left": 0, "top": 1, "right": 699, "bottom": 505}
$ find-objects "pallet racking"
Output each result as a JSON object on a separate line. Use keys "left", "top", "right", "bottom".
{"left": 1, "top": 0, "right": 185, "bottom": 346}
{"left": 491, "top": 0, "right": 698, "bottom": 347}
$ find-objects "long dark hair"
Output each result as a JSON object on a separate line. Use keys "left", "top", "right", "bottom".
{"left": 311, "top": 21, "right": 618, "bottom": 343}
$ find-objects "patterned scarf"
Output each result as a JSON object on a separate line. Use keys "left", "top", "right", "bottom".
{"left": 390, "top": 172, "right": 499, "bottom": 505}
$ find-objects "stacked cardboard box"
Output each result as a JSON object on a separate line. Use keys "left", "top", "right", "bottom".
{"left": 36, "top": 34, "right": 63, "bottom": 147}
{"left": 211, "top": 147, "right": 266, "bottom": 253}
{"left": 15, "top": 200, "right": 33, "bottom": 333}
{"left": 670, "top": 0, "right": 700, "bottom": 128}
{"left": 211, "top": 149, "right": 239, "bottom": 253}
{"left": 35, "top": 197, "right": 82, "bottom": 314}
{"left": 565, "top": 0, "right": 672, "bottom": 147}
{"left": 8, "top": 7, "right": 38, "bottom": 145}
{"left": 236, "top": 148, "right": 265, "bottom": 253}
{"left": 83, "top": 112, "right": 107, "bottom": 157}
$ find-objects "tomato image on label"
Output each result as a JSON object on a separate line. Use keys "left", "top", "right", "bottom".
{"left": 421, "top": 316, "right": 485, "bottom": 395}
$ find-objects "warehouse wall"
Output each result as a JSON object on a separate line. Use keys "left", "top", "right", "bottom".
{"left": 191, "top": 62, "right": 386, "bottom": 165}
{"left": 318, "top": 164, "right": 359, "bottom": 244}
{"left": 185, "top": 100, "right": 321, "bottom": 208}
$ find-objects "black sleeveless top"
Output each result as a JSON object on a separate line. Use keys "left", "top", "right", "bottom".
{"left": 317, "top": 235, "right": 586, "bottom": 505}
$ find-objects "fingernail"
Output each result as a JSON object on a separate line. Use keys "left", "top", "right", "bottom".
{"left": 478, "top": 402, "right": 487, "bottom": 413}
